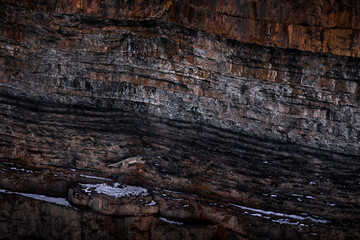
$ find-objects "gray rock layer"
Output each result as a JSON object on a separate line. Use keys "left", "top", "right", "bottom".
{"left": 0, "top": 1, "right": 360, "bottom": 239}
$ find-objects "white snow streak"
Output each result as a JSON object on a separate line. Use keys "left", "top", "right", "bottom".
{"left": 159, "top": 217, "right": 184, "bottom": 226}
{"left": 0, "top": 189, "right": 72, "bottom": 208}
{"left": 79, "top": 174, "right": 110, "bottom": 181}
{"left": 229, "top": 203, "right": 328, "bottom": 224}
{"left": 272, "top": 219, "right": 300, "bottom": 225}
{"left": 9, "top": 167, "right": 33, "bottom": 173}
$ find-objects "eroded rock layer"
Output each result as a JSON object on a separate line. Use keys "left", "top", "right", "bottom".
{"left": 0, "top": 0, "right": 359, "bottom": 239}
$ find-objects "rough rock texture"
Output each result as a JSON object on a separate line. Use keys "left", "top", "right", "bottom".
{"left": 0, "top": 0, "right": 360, "bottom": 239}
{"left": 2, "top": 0, "right": 360, "bottom": 57}
{"left": 0, "top": 192, "right": 160, "bottom": 240}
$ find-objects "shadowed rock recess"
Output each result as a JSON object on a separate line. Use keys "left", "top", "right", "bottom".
{"left": 0, "top": 0, "right": 359, "bottom": 239}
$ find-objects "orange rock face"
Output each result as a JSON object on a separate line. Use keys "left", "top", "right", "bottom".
{"left": 2, "top": 0, "right": 359, "bottom": 56}
{"left": 0, "top": 0, "right": 359, "bottom": 239}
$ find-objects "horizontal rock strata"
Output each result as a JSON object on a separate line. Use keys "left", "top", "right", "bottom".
{"left": 0, "top": 0, "right": 359, "bottom": 239}
{"left": 1, "top": 163, "right": 358, "bottom": 240}
{"left": 2, "top": 0, "right": 360, "bottom": 57}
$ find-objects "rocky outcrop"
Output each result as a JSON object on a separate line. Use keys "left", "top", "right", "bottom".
{"left": 2, "top": 163, "right": 357, "bottom": 240}
{"left": 2, "top": 0, "right": 360, "bottom": 57}
{"left": 0, "top": 0, "right": 359, "bottom": 239}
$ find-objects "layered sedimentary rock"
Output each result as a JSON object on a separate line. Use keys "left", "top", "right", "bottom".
{"left": 0, "top": 0, "right": 359, "bottom": 239}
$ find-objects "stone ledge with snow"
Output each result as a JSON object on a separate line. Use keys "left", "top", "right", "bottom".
{"left": 68, "top": 182, "right": 159, "bottom": 216}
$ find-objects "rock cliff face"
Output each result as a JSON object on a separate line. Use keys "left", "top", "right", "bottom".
{"left": 0, "top": 0, "right": 359, "bottom": 239}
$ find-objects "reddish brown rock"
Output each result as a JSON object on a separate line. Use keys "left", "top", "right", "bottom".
{"left": 0, "top": 0, "right": 359, "bottom": 239}
{"left": 2, "top": 0, "right": 360, "bottom": 56}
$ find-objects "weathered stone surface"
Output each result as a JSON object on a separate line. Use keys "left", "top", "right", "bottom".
{"left": 2, "top": 0, "right": 360, "bottom": 57}
{"left": 1, "top": 162, "right": 360, "bottom": 239}
{"left": 0, "top": 192, "right": 81, "bottom": 240}
{"left": 1, "top": 2, "right": 360, "bottom": 158}
{"left": 0, "top": 0, "right": 359, "bottom": 239}
{"left": 0, "top": 191, "right": 160, "bottom": 240}
{"left": 170, "top": 0, "right": 360, "bottom": 57}
{"left": 68, "top": 183, "right": 159, "bottom": 216}
{"left": 0, "top": 190, "right": 219, "bottom": 240}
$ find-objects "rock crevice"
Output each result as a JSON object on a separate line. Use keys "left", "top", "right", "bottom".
{"left": 1, "top": 0, "right": 359, "bottom": 239}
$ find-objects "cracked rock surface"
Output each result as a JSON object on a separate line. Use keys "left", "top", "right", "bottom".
{"left": 0, "top": 0, "right": 359, "bottom": 239}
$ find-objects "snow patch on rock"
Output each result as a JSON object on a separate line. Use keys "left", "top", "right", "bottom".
{"left": 79, "top": 174, "right": 110, "bottom": 181}
{"left": 80, "top": 183, "right": 148, "bottom": 198}
{"left": 229, "top": 203, "right": 328, "bottom": 224}
{"left": 0, "top": 189, "right": 72, "bottom": 208}
{"left": 145, "top": 200, "right": 157, "bottom": 206}
{"left": 159, "top": 217, "right": 184, "bottom": 226}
